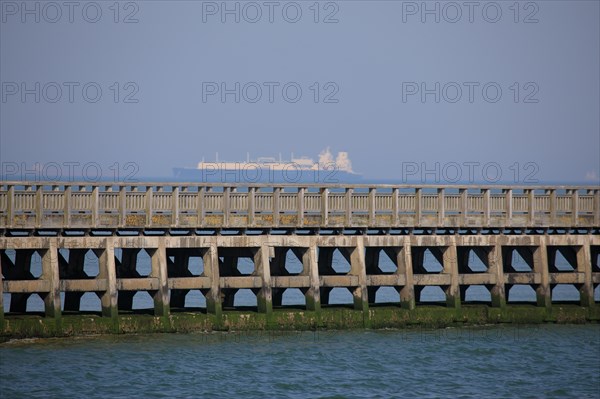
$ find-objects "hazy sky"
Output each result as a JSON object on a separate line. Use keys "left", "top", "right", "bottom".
{"left": 1, "top": 0, "right": 599, "bottom": 183}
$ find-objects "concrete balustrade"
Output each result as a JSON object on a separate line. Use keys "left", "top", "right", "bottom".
{"left": 0, "top": 182, "right": 598, "bottom": 231}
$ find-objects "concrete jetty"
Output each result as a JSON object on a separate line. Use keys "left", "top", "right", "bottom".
{"left": 0, "top": 182, "right": 598, "bottom": 337}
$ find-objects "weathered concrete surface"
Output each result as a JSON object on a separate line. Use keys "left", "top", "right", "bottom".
{"left": 1, "top": 305, "right": 599, "bottom": 341}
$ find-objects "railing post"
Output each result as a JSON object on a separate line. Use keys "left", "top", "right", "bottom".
{"left": 438, "top": 188, "right": 445, "bottom": 227}
{"left": 528, "top": 189, "right": 535, "bottom": 226}
{"left": 483, "top": 188, "right": 490, "bottom": 227}
{"left": 460, "top": 188, "right": 467, "bottom": 227}
{"left": 415, "top": 188, "right": 422, "bottom": 227}
{"left": 321, "top": 187, "right": 329, "bottom": 227}
{"left": 197, "top": 187, "right": 205, "bottom": 227}
{"left": 223, "top": 187, "right": 230, "bottom": 227}
{"left": 119, "top": 185, "right": 126, "bottom": 227}
{"left": 63, "top": 185, "right": 71, "bottom": 228}
{"left": 392, "top": 187, "right": 399, "bottom": 226}
{"left": 368, "top": 188, "right": 376, "bottom": 226}
{"left": 146, "top": 186, "right": 153, "bottom": 228}
{"left": 345, "top": 188, "right": 353, "bottom": 226}
{"left": 172, "top": 186, "right": 180, "bottom": 227}
{"left": 92, "top": 185, "right": 99, "bottom": 228}
{"left": 7, "top": 185, "right": 14, "bottom": 229}
{"left": 504, "top": 189, "right": 513, "bottom": 227}
{"left": 248, "top": 187, "right": 255, "bottom": 227}
{"left": 36, "top": 185, "right": 43, "bottom": 228}
{"left": 297, "top": 187, "right": 305, "bottom": 227}
{"left": 571, "top": 189, "right": 579, "bottom": 227}
{"left": 595, "top": 189, "right": 600, "bottom": 226}
{"left": 548, "top": 189, "right": 556, "bottom": 226}
{"left": 273, "top": 187, "right": 280, "bottom": 227}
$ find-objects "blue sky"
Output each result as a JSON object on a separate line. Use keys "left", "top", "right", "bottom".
{"left": 1, "top": 0, "right": 599, "bottom": 183}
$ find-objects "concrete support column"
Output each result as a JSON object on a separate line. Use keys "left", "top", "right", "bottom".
{"left": 116, "top": 248, "right": 140, "bottom": 311}
{"left": 203, "top": 245, "right": 222, "bottom": 317}
{"left": 534, "top": 237, "right": 551, "bottom": 309}
{"left": 350, "top": 239, "right": 369, "bottom": 313}
{"left": 443, "top": 239, "right": 460, "bottom": 308}
{"left": 489, "top": 243, "right": 506, "bottom": 307}
{"left": 95, "top": 238, "right": 118, "bottom": 318}
{"left": 398, "top": 237, "right": 415, "bottom": 309}
{"left": 577, "top": 240, "right": 594, "bottom": 307}
{"left": 150, "top": 240, "right": 169, "bottom": 316}
{"left": 302, "top": 245, "right": 321, "bottom": 311}
{"left": 254, "top": 245, "right": 272, "bottom": 315}
{"left": 41, "top": 239, "right": 61, "bottom": 318}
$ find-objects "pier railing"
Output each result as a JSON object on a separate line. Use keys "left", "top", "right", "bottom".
{"left": 0, "top": 182, "right": 598, "bottom": 230}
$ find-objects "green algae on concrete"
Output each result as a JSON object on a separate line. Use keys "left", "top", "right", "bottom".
{"left": 1, "top": 305, "right": 599, "bottom": 340}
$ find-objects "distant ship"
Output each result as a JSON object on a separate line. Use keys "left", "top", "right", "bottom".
{"left": 173, "top": 148, "right": 362, "bottom": 183}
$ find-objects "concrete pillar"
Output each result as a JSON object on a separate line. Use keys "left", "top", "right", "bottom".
{"left": 534, "top": 237, "right": 551, "bottom": 309}
{"left": 150, "top": 240, "right": 169, "bottom": 316}
{"left": 254, "top": 245, "right": 272, "bottom": 314}
{"left": 95, "top": 238, "right": 118, "bottom": 318}
{"left": 443, "top": 239, "right": 460, "bottom": 308}
{"left": 302, "top": 245, "right": 321, "bottom": 312}
{"left": 41, "top": 239, "right": 61, "bottom": 319}
{"left": 397, "top": 237, "right": 415, "bottom": 309}
{"left": 203, "top": 245, "right": 222, "bottom": 317}
{"left": 489, "top": 243, "right": 506, "bottom": 307}
{"left": 349, "top": 239, "right": 368, "bottom": 313}
{"left": 577, "top": 241, "right": 594, "bottom": 307}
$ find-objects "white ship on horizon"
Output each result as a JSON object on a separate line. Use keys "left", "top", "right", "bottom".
{"left": 173, "top": 148, "right": 362, "bottom": 183}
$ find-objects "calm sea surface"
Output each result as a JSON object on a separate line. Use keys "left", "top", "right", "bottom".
{"left": 1, "top": 325, "right": 599, "bottom": 398}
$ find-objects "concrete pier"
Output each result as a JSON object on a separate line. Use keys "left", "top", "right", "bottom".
{"left": 0, "top": 182, "right": 599, "bottom": 337}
